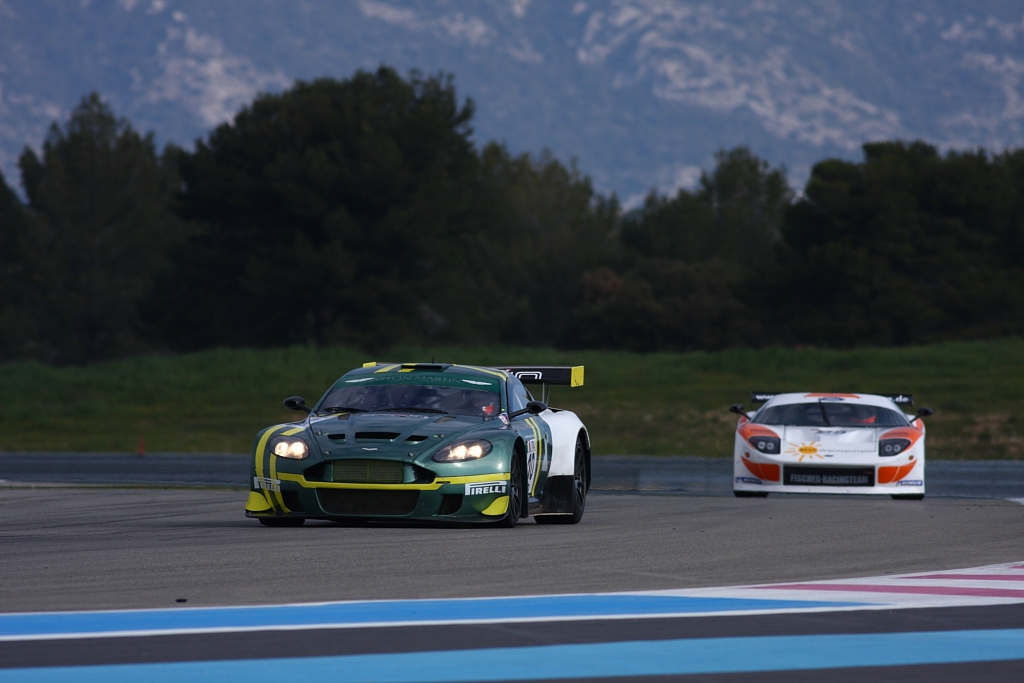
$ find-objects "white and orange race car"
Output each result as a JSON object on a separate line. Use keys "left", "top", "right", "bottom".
{"left": 730, "top": 392, "right": 933, "bottom": 499}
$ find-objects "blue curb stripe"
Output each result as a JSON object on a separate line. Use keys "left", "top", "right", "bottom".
{"left": 2, "top": 629, "right": 1023, "bottom": 682}
{"left": 0, "top": 595, "right": 861, "bottom": 638}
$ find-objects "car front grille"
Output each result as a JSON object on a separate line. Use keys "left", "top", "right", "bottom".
{"left": 783, "top": 465, "right": 875, "bottom": 487}
{"left": 332, "top": 459, "right": 404, "bottom": 483}
{"left": 317, "top": 489, "right": 419, "bottom": 516}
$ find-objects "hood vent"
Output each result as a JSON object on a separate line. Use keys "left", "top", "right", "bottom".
{"left": 434, "top": 416, "right": 456, "bottom": 423}
{"left": 355, "top": 432, "right": 400, "bottom": 442}
{"left": 404, "top": 435, "right": 429, "bottom": 444}
{"left": 326, "top": 433, "right": 346, "bottom": 441}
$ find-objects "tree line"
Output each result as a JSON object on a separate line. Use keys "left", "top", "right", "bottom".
{"left": 1, "top": 67, "right": 1022, "bottom": 364}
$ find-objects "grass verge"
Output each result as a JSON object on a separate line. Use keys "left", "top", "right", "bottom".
{"left": 1, "top": 339, "right": 1021, "bottom": 458}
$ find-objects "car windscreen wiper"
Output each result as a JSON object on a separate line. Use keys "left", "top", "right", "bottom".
{"left": 817, "top": 399, "right": 832, "bottom": 427}
{"left": 388, "top": 406, "right": 448, "bottom": 414}
{"left": 317, "top": 406, "right": 368, "bottom": 414}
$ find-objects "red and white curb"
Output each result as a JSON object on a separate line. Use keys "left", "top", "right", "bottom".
{"left": 648, "top": 561, "right": 1024, "bottom": 608}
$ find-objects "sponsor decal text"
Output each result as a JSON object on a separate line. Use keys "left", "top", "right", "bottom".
{"left": 254, "top": 476, "right": 281, "bottom": 492}
{"left": 465, "top": 481, "right": 508, "bottom": 496}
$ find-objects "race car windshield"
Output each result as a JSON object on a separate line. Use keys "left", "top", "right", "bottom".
{"left": 318, "top": 383, "right": 501, "bottom": 417}
{"left": 754, "top": 402, "right": 908, "bottom": 427}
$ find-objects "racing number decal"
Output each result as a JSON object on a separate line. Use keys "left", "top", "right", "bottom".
{"left": 525, "top": 437, "right": 538, "bottom": 493}
{"left": 516, "top": 416, "right": 549, "bottom": 497}
{"left": 523, "top": 417, "right": 550, "bottom": 496}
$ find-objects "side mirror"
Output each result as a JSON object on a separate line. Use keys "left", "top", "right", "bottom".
{"left": 284, "top": 396, "right": 311, "bottom": 413}
{"left": 729, "top": 404, "right": 745, "bottom": 415}
{"left": 508, "top": 400, "right": 548, "bottom": 419}
{"left": 916, "top": 407, "right": 934, "bottom": 418}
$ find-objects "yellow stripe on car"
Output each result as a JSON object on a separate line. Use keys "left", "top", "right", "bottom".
{"left": 253, "top": 426, "right": 285, "bottom": 512}
{"left": 244, "top": 491, "right": 273, "bottom": 513}
{"left": 454, "top": 364, "right": 507, "bottom": 380}
{"left": 268, "top": 427, "right": 305, "bottom": 512}
{"left": 480, "top": 496, "right": 509, "bottom": 516}
{"left": 374, "top": 364, "right": 399, "bottom": 373}
{"left": 526, "top": 417, "right": 544, "bottom": 495}
{"left": 276, "top": 473, "right": 507, "bottom": 489}
{"left": 269, "top": 449, "right": 290, "bottom": 513}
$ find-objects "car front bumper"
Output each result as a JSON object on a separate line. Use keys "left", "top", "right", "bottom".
{"left": 245, "top": 471, "right": 513, "bottom": 522}
{"left": 733, "top": 452, "right": 925, "bottom": 496}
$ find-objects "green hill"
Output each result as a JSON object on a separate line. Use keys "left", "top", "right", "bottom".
{"left": 1, "top": 340, "right": 1021, "bottom": 458}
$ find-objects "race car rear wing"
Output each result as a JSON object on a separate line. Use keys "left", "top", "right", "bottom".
{"left": 750, "top": 392, "right": 913, "bottom": 405}
{"left": 498, "top": 366, "right": 584, "bottom": 404}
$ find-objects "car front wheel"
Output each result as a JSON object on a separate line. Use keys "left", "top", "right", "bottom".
{"left": 496, "top": 450, "right": 524, "bottom": 528}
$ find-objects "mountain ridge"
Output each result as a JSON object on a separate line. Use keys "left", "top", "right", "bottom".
{"left": 0, "top": 0, "right": 1021, "bottom": 202}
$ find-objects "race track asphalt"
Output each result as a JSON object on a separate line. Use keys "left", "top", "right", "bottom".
{"left": 3, "top": 489, "right": 1024, "bottom": 681}
{"left": 2, "top": 488, "right": 1022, "bottom": 612}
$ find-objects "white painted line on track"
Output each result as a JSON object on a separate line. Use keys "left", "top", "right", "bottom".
{"left": 0, "top": 605, "right": 909, "bottom": 643}
{"left": 2, "top": 561, "right": 1023, "bottom": 642}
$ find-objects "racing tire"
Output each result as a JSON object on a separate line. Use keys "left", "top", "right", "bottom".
{"left": 734, "top": 490, "right": 769, "bottom": 498}
{"left": 536, "top": 436, "right": 587, "bottom": 525}
{"left": 495, "top": 449, "right": 524, "bottom": 528}
{"left": 891, "top": 494, "right": 925, "bottom": 500}
{"left": 259, "top": 517, "right": 306, "bottom": 527}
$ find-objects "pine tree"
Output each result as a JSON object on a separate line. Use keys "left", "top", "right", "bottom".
{"left": 15, "top": 93, "right": 184, "bottom": 363}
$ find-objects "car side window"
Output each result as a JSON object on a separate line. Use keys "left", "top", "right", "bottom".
{"left": 507, "top": 377, "right": 530, "bottom": 415}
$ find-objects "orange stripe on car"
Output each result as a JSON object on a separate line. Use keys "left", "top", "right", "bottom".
{"left": 878, "top": 461, "right": 917, "bottom": 484}
{"left": 742, "top": 454, "right": 780, "bottom": 481}
{"left": 879, "top": 426, "right": 923, "bottom": 449}
{"left": 738, "top": 424, "right": 781, "bottom": 441}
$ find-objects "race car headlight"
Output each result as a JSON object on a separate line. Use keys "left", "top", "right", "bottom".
{"left": 269, "top": 436, "right": 309, "bottom": 459}
{"left": 748, "top": 435, "right": 780, "bottom": 454}
{"left": 432, "top": 439, "right": 493, "bottom": 463}
{"left": 879, "top": 438, "right": 911, "bottom": 457}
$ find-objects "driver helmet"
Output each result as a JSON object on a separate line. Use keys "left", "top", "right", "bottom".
{"left": 469, "top": 392, "right": 499, "bottom": 416}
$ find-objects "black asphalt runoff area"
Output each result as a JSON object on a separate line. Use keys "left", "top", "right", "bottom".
{"left": 2, "top": 452, "right": 1024, "bottom": 499}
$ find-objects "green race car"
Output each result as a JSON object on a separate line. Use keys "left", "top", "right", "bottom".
{"left": 245, "top": 362, "right": 590, "bottom": 527}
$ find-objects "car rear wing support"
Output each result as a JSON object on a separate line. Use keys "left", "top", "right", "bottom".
{"left": 498, "top": 366, "right": 584, "bottom": 405}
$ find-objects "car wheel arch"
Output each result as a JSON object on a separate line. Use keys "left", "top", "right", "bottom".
{"left": 578, "top": 428, "right": 592, "bottom": 492}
